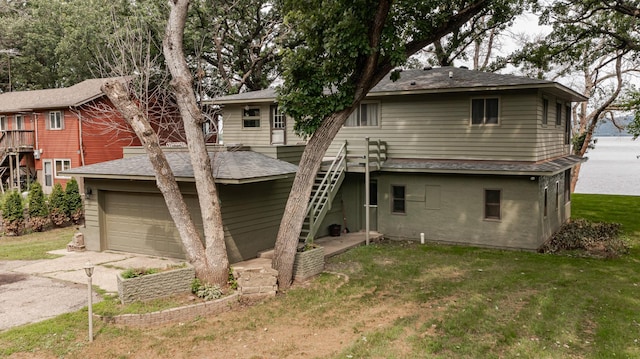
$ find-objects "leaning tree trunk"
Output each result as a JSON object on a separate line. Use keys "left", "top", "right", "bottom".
{"left": 164, "top": 0, "right": 229, "bottom": 286}
{"left": 102, "top": 80, "right": 215, "bottom": 282}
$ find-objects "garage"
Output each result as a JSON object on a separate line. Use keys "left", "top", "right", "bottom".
{"left": 104, "top": 191, "right": 202, "bottom": 259}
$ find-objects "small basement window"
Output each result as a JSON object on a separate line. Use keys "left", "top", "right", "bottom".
{"left": 391, "top": 185, "right": 406, "bottom": 214}
{"left": 484, "top": 189, "right": 501, "bottom": 220}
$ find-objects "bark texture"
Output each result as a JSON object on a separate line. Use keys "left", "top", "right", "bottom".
{"left": 164, "top": 0, "right": 229, "bottom": 286}
{"left": 101, "top": 80, "right": 213, "bottom": 281}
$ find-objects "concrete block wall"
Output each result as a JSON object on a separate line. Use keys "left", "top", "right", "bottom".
{"left": 292, "top": 246, "right": 325, "bottom": 282}
{"left": 118, "top": 265, "right": 195, "bottom": 304}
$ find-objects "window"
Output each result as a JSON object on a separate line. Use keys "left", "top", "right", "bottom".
{"left": 556, "top": 102, "right": 562, "bottom": 125}
{"left": 0, "top": 116, "right": 6, "bottom": 131}
{"left": 345, "top": 102, "right": 379, "bottom": 127}
{"left": 48, "top": 111, "right": 63, "bottom": 130}
{"left": 43, "top": 161, "right": 53, "bottom": 187}
{"left": 54, "top": 159, "right": 71, "bottom": 178}
{"left": 564, "top": 169, "right": 571, "bottom": 202}
{"left": 564, "top": 105, "right": 571, "bottom": 145}
{"left": 544, "top": 187, "right": 548, "bottom": 217}
{"left": 242, "top": 107, "right": 260, "bottom": 128}
{"left": 391, "top": 185, "right": 405, "bottom": 214}
{"left": 471, "top": 98, "right": 499, "bottom": 125}
{"left": 484, "top": 189, "right": 501, "bottom": 220}
{"left": 555, "top": 181, "right": 560, "bottom": 211}
{"left": 542, "top": 98, "right": 549, "bottom": 125}
{"left": 14, "top": 114, "right": 24, "bottom": 130}
{"left": 271, "top": 105, "right": 286, "bottom": 129}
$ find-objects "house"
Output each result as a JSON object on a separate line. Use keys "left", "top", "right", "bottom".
{"left": 63, "top": 66, "right": 587, "bottom": 263}
{"left": 63, "top": 146, "right": 301, "bottom": 262}
{"left": 0, "top": 78, "right": 206, "bottom": 193}
{"left": 213, "top": 66, "right": 588, "bottom": 250}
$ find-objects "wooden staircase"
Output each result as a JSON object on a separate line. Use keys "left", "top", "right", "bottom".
{"left": 299, "top": 142, "right": 347, "bottom": 243}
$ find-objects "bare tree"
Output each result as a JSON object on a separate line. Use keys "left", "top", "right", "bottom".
{"left": 99, "top": 0, "right": 229, "bottom": 286}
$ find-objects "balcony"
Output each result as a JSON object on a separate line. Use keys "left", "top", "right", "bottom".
{"left": 0, "top": 130, "right": 35, "bottom": 153}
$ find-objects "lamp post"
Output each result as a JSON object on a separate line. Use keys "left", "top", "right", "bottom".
{"left": 83, "top": 262, "right": 94, "bottom": 342}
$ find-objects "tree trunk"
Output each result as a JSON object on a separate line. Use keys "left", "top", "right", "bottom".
{"left": 101, "top": 80, "right": 215, "bottom": 282}
{"left": 272, "top": 109, "right": 352, "bottom": 289}
{"left": 164, "top": 0, "right": 229, "bottom": 286}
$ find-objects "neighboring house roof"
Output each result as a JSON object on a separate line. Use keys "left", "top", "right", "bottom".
{"left": 0, "top": 77, "right": 126, "bottom": 113}
{"left": 62, "top": 150, "right": 299, "bottom": 184}
{"left": 213, "top": 66, "right": 587, "bottom": 104}
{"left": 382, "top": 155, "right": 584, "bottom": 176}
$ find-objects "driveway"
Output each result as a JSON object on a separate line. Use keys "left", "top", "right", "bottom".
{"left": 0, "top": 250, "right": 186, "bottom": 331}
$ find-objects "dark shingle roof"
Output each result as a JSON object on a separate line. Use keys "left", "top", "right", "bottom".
{"left": 213, "top": 67, "right": 587, "bottom": 104}
{"left": 382, "top": 155, "right": 584, "bottom": 176}
{"left": 0, "top": 77, "right": 126, "bottom": 113}
{"left": 62, "top": 151, "right": 298, "bottom": 184}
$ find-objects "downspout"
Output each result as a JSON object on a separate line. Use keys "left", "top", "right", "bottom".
{"left": 72, "top": 108, "right": 86, "bottom": 166}
{"left": 365, "top": 137, "right": 370, "bottom": 246}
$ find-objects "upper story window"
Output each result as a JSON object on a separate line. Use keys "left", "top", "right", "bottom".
{"left": 48, "top": 111, "right": 64, "bottom": 130}
{"left": 484, "top": 189, "right": 501, "bottom": 220}
{"left": 471, "top": 98, "right": 499, "bottom": 125}
{"left": 555, "top": 102, "right": 562, "bottom": 126}
{"left": 345, "top": 102, "right": 379, "bottom": 127}
{"left": 14, "top": 114, "right": 24, "bottom": 130}
{"left": 242, "top": 107, "right": 261, "bottom": 128}
{"left": 542, "top": 98, "right": 549, "bottom": 125}
{"left": 0, "top": 116, "right": 6, "bottom": 131}
{"left": 271, "top": 105, "right": 286, "bottom": 129}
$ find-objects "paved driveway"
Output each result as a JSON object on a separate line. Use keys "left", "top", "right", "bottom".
{"left": 0, "top": 250, "right": 186, "bottom": 331}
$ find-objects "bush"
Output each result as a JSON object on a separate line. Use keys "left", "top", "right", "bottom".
{"left": 2, "top": 190, "right": 24, "bottom": 235}
{"left": 27, "top": 182, "right": 50, "bottom": 232}
{"left": 191, "top": 278, "right": 223, "bottom": 300}
{"left": 65, "top": 177, "right": 83, "bottom": 224}
{"left": 48, "top": 183, "right": 69, "bottom": 227}
{"left": 539, "top": 219, "right": 628, "bottom": 258}
{"left": 121, "top": 267, "right": 160, "bottom": 279}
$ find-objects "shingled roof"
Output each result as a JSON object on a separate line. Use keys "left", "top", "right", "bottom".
{"left": 213, "top": 66, "right": 587, "bottom": 104}
{"left": 0, "top": 77, "right": 126, "bottom": 113}
{"left": 62, "top": 150, "right": 298, "bottom": 184}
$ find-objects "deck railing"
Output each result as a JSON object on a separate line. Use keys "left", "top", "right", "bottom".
{"left": 0, "top": 130, "right": 35, "bottom": 151}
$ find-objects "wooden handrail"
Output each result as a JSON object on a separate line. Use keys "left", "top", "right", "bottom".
{"left": 0, "top": 130, "right": 35, "bottom": 150}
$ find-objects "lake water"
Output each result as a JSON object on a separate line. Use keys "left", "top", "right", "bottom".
{"left": 574, "top": 136, "right": 640, "bottom": 196}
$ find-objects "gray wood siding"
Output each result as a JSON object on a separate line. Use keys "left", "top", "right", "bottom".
{"left": 535, "top": 91, "right": 572, "bottom": 160}
{"left": 221, "top": 104, "right": 305, "bottom": 146}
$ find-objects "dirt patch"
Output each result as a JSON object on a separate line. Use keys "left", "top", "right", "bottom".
{"left": 0, "top": 273, "right": 27, "bottom": 286}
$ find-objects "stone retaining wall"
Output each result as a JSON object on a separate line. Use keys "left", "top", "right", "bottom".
{"left": 100, "top": 293, "right": 241, "bottom": 327}
{"left": 118, "top": 265, "right": 195, "bottom": 304}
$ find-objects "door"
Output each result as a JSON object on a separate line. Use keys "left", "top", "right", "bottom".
{"left": 270, "top": 105, "right": 286, "bottom": 145}
{"left": 43, "top": 160, "right": 53, "bottom": 194}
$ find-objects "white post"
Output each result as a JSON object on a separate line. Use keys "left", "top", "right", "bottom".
{"left": 84, "top": 262, "right": 94, "bottom": 343}
{"left": 365, "top": 137, "right": 370, "bottom": 246}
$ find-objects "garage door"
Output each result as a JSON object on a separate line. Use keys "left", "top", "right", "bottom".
{"left": 104, "top": 191, "right": 201, "bottom": 259}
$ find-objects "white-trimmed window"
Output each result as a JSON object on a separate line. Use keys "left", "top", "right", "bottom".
{"left": 555, "top": 102, "right": 562, "bottom": 126}
{"left": 484, "top": 189, "right": 501, "bottom": 220}
{"left": 14, "top": 114, "right": 24, "bottom": 130}
{"left": 242, "top": 107, "right": 261, "bottom": 128}
{"left": 542, "top": 98, "right": 549, "bottom": 125}
{"left": 54, "top": 159, "right": 71, "bottom": 178}
{"left": 471, "top": 98, "right": 499, "bottom": 125}
{"left": 345, "top": 102, "right": 379, "bottom": 127}
{"left": 271, "top": 105, "right": 286, "bottom": 129}
{"left": 0, "top": 116, "right": 6, "bottom": 131}
{"left": 48, "top": 111, "right": 64, "bottom": 130}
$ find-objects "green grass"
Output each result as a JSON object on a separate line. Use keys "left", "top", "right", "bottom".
{"left": 0, "top": 194, "right": 639, "bottom": 358}
{"left": 0, "top": 226, "right": 75, "bottom": 260}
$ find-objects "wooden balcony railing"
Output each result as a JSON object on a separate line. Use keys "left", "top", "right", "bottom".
{"left": 0, "top": 130, "right": 35, "bottom": 151}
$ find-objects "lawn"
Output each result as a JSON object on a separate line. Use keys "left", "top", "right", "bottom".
{"left": 0, "top": 226, "right": 75, "bottom": 260}
{"left": 1, "top": 194, "right": 639, "bottom": 358}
